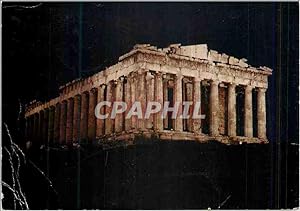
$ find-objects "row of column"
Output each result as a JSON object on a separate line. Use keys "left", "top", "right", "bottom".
{"left": 25, "top": 71, "right": 267, "bottom": 144}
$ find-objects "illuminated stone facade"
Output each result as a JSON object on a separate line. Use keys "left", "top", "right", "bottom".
{"left": 25, "top": 44, "right": 272, "bottom": 145}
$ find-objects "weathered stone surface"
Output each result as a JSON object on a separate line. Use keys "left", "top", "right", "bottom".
{"left": 208, "top": 50, "right": 221, "bottom": 62}
{"left": 229, "top": 56, "right": 240, "bottom": 65}
{"left": 220, "top": 53, "right": 229, "bottom": 63}
{"left": 25, "top": 43, "right": 272, "bottom": 145}
{"left": 238, "top": 58, "right": 248, "bottom": 68}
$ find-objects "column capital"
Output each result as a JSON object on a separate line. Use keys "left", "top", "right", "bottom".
{"left": 228, "top": 82, "right": 237, "bottom": 88}
{"left": 119, "top": 76, "right": 125, "bottom": 82}
{"left": 89, "top": 88, "right": 97, "bottom": 93}
{"left": 100, "top": 84, "right": 106, "bottom": 90}
{"left": 193, "top": 77, "right": 202, "bottom": 82}
{"left": 210, "top": 80, "right": 219, "bottom": 86}
{"left": 146, "top": 71, "right": 154, "bottom": 80}
{"left": 176, "top": 73, "right": 183, "bottom": 80}
{"left": 245, "top": 85, "right": 254, "bottom": 92}
{"left": 155, "top": 71, "right": 163, "bottom": 77}
{"left": 258, "top": 87, "right": 267, "bottom": 93}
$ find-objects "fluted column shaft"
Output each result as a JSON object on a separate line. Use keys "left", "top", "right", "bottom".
{"left": 186, "top": 82, "right": 193, "bottom": 132}
{"left": 192, "top": 78, "right": 201, "bottom": 134}
{"left": 53, "top": 103, "right": 60, "bottom": 142}
{"left": 146, "top": 72, "right": 155, "bottom": 130}
{"left": 244, "top": 86, "right": 253, "bottom": 137}
{"left": 175, "top": 75, "right": 183, "bottom": 131}
{"left": 88, "top": 88, "right": 97, "bottom": 140}
{"left": 80, "top": 92, "right": 89, "bottom": 140}
{"left": 130, "top": 74, "right": 137, "bottom": 130}
{"left": 59, "top": 101, "right": 67, "bottom": 143}
{"left": 66, "top": 98, "right": 74, "bottom": 143}
{"left": 137, "top": 71, "right": 146, "bottom": 130}
{"left": 210, "top": 80, "right": 219, "bottom": 136}
{"left": 228, "top": 83, "right": 236, "bottom": 137}
{"left": 105, "top": 82, "right": 113, "bottom": 135}
{"left": 163, "top": 77, "right": 169, "bottom": 129}
{"left": 257, "top": 88, "right": 267, "bottom": 139}
{"left": 115, "top": 78, "right": 124, "bottom": 133}
{"left": 96, "top": 85, "right": 106, "bottom": 137}
{"left": 73, "top": 95, "right": 81, "bottom": 142}
{"left": 124, "top": 79, "right": 131, "bottom": 131}
{"left": 155, "top": 72, "right": 164, "bottom": 131}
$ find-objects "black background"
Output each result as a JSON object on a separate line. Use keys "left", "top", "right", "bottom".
{"left": 2, "top": 2, "right": 299, "bottom": 209}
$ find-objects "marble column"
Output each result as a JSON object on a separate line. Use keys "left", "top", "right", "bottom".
{"left": 96, "top": 85, "right": 106, "bottom": 138}
{"left": 244, "top": 86, "right": 253, "bottom": 137}
{"left": 257, "top": 88, "right": 267, "bottom": 139}
{"left": 186, "top": 82, "right": 193, "bottom": 132}
{"left": 115, "top": 77, "right": 124, "bottom": 133}
{"left": 146, "top": 72, "right": 155, "bottom": 130}
{"left": 210, "top": 80, "right": 219, "bottom": 136}
{"left": 88, "top": 88, "right": 97, "bottom": 140}
{"left": 163, "top": 77, "right": 169, "bottom": 129}
{"left": 59, "top": 101, "right": 67, "bottom": 143}
{"left": 137, "top": 71, "right": 146, "bottom": 131}
{"left": 73, "top": 95, "right": 81, "bottom": 142}
{"left": 66, "top": 98, "right": 74, "bottom": 143}
{"left": 124, "top": 78, "right": 131, "bottom": 131}
{"left": 175, "top": 75, "right": 183, "bottom": 131}
{"left": 80, "top": 92, "right": 89, "bottom": 140}
{"left": 53, "top": 103, "right": 60, "bottom": 142}
{"left": 48, "top": 106, "right": 55, "bottom": 144}
{"left": 155, "top": 72, "right": 164, "bottom": 131}
{"left": 105, "top": 82, "right": 113, "bottom": 135}
{"left": 130, "top": 74, "right": 137, "bottom": 130}
{"left": 227, "top": 83, "right": 237, "bottom": 137}
{"left": 192, "top": 78, "right": 201, "bottom": 134}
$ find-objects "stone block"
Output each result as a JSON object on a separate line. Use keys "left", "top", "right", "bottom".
{"left": 208, "top": 50, "right": 221, "bottom": 62}
{"left": 229, "top": 56, "right": 239, "bottom": 65}
{"left": 220, "top": 53, "right": 229, "bottom": 63}
{"left": 238, "top": 58, "right": 248, "bottom": 68}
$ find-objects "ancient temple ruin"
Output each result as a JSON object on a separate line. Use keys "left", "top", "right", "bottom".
{"left": 25, "top": 44, "right": 272, "bottom": 145}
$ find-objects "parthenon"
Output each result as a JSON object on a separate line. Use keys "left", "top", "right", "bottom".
{"left": 25, "top": 43, "right": 272, "bottom": 145}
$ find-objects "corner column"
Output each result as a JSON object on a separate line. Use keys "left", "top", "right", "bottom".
{"left": 257, "top": 88, "right": 267, "bottom": 139}
{"left": 244, "top": 86, "right": 253, "bottom": 137}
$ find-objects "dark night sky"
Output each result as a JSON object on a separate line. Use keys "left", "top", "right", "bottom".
{"left": 2, "top": 2, "right": 299, "bottom": 143}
